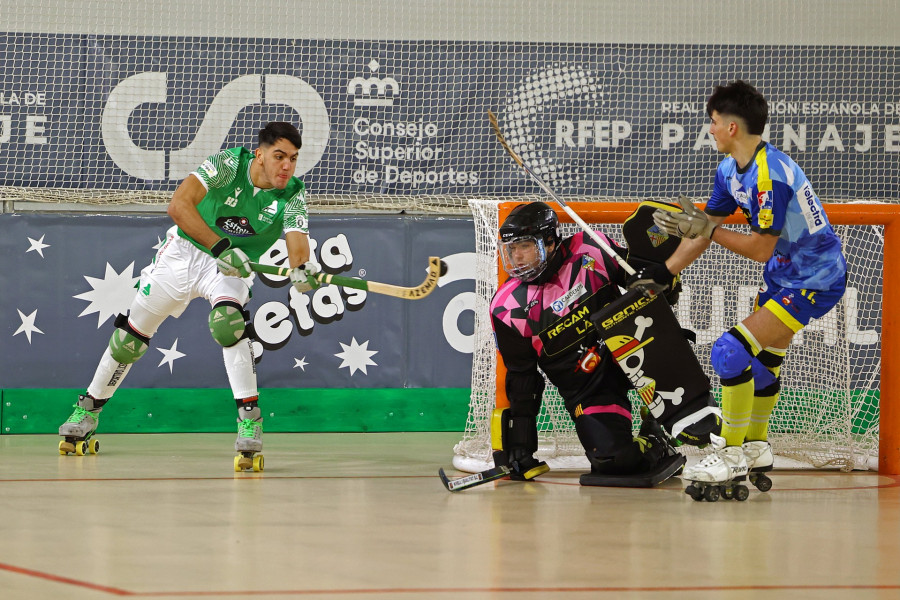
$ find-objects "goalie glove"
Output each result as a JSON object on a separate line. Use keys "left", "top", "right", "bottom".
{"left": 290, "top": 261, "right": 322, "bottom": 293}
{"left": 212, "top": 239, "right": 252, "bottom": 278}
{"left": 653, "top": 195, "right": 718, "bottom": 240}
{"left": 627, "top": 262, "right": 676, "bottom": 298}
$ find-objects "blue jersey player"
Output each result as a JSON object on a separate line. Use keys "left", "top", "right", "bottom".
{"left": 632, "top": 81, "right": 847, "bottom": 496}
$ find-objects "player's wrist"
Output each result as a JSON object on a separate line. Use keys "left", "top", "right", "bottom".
{"left": 210, "top": 237, "right": 231, "bottom": 258}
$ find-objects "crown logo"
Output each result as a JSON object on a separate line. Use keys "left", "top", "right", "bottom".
{"left": 348, "top": 59, "right": 399, "bottom": 107}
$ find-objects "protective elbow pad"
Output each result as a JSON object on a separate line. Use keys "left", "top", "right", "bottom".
{"left": 208, "top": 301, "right": 248, "bottom": 347}
{"left": 108, "top": 314, "right": 150, "bottom": 364}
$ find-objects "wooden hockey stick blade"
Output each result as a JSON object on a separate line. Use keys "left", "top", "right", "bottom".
{"left": 250, "top": 257, "right": 446, "bottom": 300}
{"left": 438, "top": 466, "right": 511, "bottom": 492}
{"left": 487, "top": 110, "right": 636, "bottom": 277}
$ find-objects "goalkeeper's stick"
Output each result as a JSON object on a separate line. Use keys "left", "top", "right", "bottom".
{"left": 250, "top": 257, "right": 447, "bottom": 300}
{"left": 438, "top": 466, "right": 511, "bottom": 492}
{"left": 487, "top": 110, "right": 636, "bottom": 277}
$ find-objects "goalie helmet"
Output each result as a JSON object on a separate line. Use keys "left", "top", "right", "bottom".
{"left": 498, "top": 202, "right": 561, "bottom": 281}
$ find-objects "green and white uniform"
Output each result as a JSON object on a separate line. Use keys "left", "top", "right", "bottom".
{"left": 84, "top": 147, "right": 308, "bottom": 401}
{"left": 185, "top": 147, "right": 309, "bottom": 261}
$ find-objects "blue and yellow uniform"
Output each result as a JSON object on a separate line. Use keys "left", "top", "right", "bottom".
{"left": 706, "top": 142, "right": 847, "bottom": 332}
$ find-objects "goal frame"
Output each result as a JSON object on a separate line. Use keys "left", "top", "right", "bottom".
{"left": 490, "top": 201, "right": 900, "bottom": 475}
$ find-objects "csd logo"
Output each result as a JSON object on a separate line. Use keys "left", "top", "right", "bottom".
{"left": 102, "top": 73, "right": 330, "bottom": 180}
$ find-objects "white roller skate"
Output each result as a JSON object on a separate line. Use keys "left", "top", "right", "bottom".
{"left": 742, "top": 440, "right": 774, "bottom": 492}
{"left": 234, "top": 418, "right": 264, "bottom": 472}
{"left": 682, "top": 438, "right": 750, "bottom": 502}
{"left": 58, "top": 396, "right": 101, "bottom": 456}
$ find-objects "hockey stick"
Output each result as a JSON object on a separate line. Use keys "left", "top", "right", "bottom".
{"left": 438, "top": 466, "right": 511, "bottom": 492}
{"left": 250, "top": 257, "right": 447, "bottom": 300}
{"left": 487, "top": 110, "right": 636, "bottom": 277}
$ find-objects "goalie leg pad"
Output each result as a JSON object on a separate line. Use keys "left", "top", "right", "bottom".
{"left": 108, "top": 314, "right": 150, "bottom": 364}
{"left": 490, "top": 409, "right": 548, "bottom": 480}
{"left": 209, "top": 301, "right": 249, "bottom": 348}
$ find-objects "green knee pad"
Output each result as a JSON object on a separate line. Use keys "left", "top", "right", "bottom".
{"left": 108, "top": 328, "right": 149, "bottom": 364}
{"left": 209, "top": 304, "right": 247, "bottom": 347}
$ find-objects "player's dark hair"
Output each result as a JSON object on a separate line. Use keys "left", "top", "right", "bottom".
{"left": 706, "top": 80, "right": 768, "bottom": 135}
{"left": 259, "top": 122, "right": 302, "bottom": 150}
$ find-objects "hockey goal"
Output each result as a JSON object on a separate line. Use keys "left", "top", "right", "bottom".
{"left": 455, "top": 199, "right": 900, "bottom": 474}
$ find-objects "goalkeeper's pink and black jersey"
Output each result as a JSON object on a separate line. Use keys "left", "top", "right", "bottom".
{"left": 490, "top": 232, "right": 632, "bottom": 411}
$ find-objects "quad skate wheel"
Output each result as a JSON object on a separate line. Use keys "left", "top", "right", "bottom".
{"left": 252, "top": 455, "right": 264, "bottom": 472}
{"left": 59, "top": 440, "right": 74, "bottom": 455}
{"left": 703, "top": 485, "right": 720, "bottom": 502}
{"left": 722, "top": 486, "right": 734, "bottom": 500}
{"left": 685, "top": 485, "right": 703, "bottom": 501}
{"left": 234, "top": 455, "right": 253, "bottom": 472}
{"left": 751, "top": 473, "right": 772, "bottom": 492}
{"left": 75, "top": 441, "right": 88, "bottom": 456}
{"left": 88, "top": 439, "right": 100, "bottom": 455}
{"left": 734, "top": 484, "right": 750, "bottom": 501}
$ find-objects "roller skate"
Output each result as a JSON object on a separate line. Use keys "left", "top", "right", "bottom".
{"left": 58, "top": 395, "right": 101, "bottom": 456}
{"left": 234, "top": 418, "right": 264, "bottom": 472}
{"left": 682, "top": 439, "right": 750, "bottom": 502}
{"left": 742, "top": 440, "right": 774, "bottom": 492}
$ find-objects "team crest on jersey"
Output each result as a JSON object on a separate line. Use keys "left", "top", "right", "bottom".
{"left": 216, "top": 216, "right": 256, "bottom": 237}
{"left": 550, "top": 282, "right": 587, "bottom": 314}
{"left": 580, "top": 256, "right": 596, "bottom": 270}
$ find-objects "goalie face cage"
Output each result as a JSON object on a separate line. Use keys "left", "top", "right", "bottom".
{"left": 455, "top": 200, "right": 900, "bottom": 474}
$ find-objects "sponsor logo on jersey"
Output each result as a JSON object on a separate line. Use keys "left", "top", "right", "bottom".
{"left": 200, "top": 160, "right": 217, "bottom": 177}
{"left": 757, "top": 190, "right": 774, "bottom": 228}
{"left": 262, "top": 200, "right": 278, "bottom": 215}
{"left": 216, "top": 216, "right": 256, "bottom": 237}
{"left": 580, "top": 256, "right": 596, "bottom": 270}
{"left": 550, "top": 282, "right": 587, "bottom": 314}
{"left": 798, "top": 181, "right": 826, "bottom": 233}
{"left": 525, "top": 298, "right": 540, "bottom": 311}
{"left": 540, "top": 304, "right": 593, "bottom": 356}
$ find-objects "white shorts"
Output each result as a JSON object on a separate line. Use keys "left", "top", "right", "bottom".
{"left": 128, "top": 226, "right": 253, "bottom": 337}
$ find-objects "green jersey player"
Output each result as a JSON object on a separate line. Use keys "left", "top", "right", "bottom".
{"left": 58, "top": 122, "right": 320, "bottom": 471}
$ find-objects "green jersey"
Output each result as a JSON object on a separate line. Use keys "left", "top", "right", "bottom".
{"left": 178, "top": 147, "right": 309, "bottom": 262}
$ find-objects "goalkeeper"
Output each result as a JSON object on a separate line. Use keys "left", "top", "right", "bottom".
{"left": 57, "top": 122, "right": 321, "bottom": 463}
{"left": 489, "top": 202, "right": 684, "bottom": 487}
{"left": 636, "top": 81, "right": 847, "bottom": 488}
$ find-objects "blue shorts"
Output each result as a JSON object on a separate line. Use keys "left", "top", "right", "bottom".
{"left": 754, "top": 274, "right": 846, "bottom": 333}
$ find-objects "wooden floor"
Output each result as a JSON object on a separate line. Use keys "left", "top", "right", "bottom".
{"left": 0, "top": 433, "right": 898, "bottom": 600}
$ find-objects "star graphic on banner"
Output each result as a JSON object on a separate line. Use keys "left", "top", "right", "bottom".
{"left": 335, "top": 337, "right": 378, "bottom": 376}
{"left": 13, "top": 309, "right": 44, "bottom": 343}
{"left": 152, "top": 236, "right": 165, "bottom": 250}
{"left": 73, "top": 262, "right": 141, "bottom": 328}
{"left": 157, "top": 339, "right": 186, "bottom": 373}
{"left": 293, "top": 357, "right": 308, "bottom": 371}
{"left": 26, "top": 235, "right": 50, "bottom": 257}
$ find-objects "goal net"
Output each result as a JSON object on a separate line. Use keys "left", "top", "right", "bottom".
{"left": 455, "top": 200, "right": 890, "bottom": 473}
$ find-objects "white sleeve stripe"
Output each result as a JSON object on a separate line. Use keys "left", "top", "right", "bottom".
{"left": 189, "top": 171, "right": 209, "bottom": 191}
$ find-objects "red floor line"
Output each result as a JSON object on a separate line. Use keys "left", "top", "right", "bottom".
{"left": 0, "top": 561, "right": 133, "bottom": 596}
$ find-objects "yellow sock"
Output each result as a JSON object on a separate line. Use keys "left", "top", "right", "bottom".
{"left": 745, "top": 346, "right": 786, "bottom": 442}
{"left": 721, "top": 368, "right": 754, "bottom": 447}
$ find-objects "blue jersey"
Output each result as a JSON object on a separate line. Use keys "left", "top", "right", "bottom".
{"left": 706, "top": 142, "right": 847, "bottom": 290}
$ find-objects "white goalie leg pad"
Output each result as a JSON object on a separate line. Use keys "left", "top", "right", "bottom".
{"left": 223, "top": 337, "right": 258, "bottom": 399}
